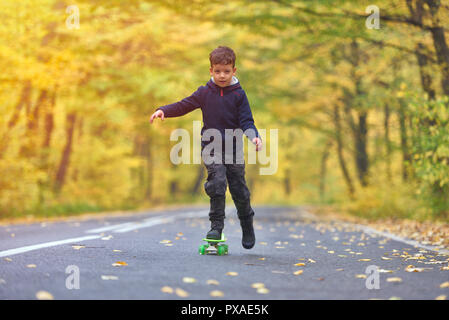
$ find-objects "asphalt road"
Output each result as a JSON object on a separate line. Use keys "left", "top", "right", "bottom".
{"left": 0, "top": 206, "right": 448, "bottom": 300}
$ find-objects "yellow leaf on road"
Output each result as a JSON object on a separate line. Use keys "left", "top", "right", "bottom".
{"left": 210, "top": 290, "right": 224, "bottom": 297}
{"left": 405, "top": 265, "right": 425, "bottom": 272}
{"left": 112, "top": 261, "right": 128, "bottom": 267}
{"left": 440, "top": 281, "right": 449, "bottom": 288}
{"left": 251, "top": 283, "right": 265, "bottom": 289}
{"left": 175, "top": 288, "right": 190, "bottom": 298}
{"left": 36, "top": 290, "right": 54, "bottom": 300}
{"left": 161, "top": 286, "right": 173, "bottom": 294}
{"left": 257, "top": 287, "right": 270, "bottom": 294}
{"left": 386, "top": 277, "right": 402, "bottom": 283}
{"left": 293, "top": 270, "right": 303, "bottom": 275}
{"left": 226, "top": 272, "right": 238, "bottom": 276}
{"left": 182, "top": 277, "right": 197, "bottom": 283}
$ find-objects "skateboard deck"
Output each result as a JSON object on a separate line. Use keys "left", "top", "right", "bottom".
{"left": 199, "top": 233, "right": 228, "bottom": 255}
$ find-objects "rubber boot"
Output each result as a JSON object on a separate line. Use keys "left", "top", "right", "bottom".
{"left": 206, "top": 220, "right": 224, "bottom": 240}
{"left": 240, "top": 215, "right": 255, "bottom": 249}
{"left": 206, "top": 196, "right": 225, "bottom": 240}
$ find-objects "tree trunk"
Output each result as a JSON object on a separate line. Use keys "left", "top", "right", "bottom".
{"left": 54, "top": 112, "right": 77, "bottom": 193}
{"left": 345, "top": 40, "right": 370, "bottom": 187}
{"left": 284, "top": 168, "right": 291, "bottom": 196}
{"left": 424, "top": 0, "right": 449, "bottom": 96}
{"left": 333, "top": 105, "right": 355, "bottom": 197}
{"left": 319, "top": 140, "right": 332, "bottom": 202}
{"left": 42, "top": 90, "right": 56, "bottom": 149}
{"left": 0, "top": 81, "right": 32, "bottom": 158}
{"left": 398, "top": 100, "right": 412, "bottom": 181}
{"left": 416, "top": 42, "right": 436, "bottom": 101}
{"left": 20, "top": 89, "right": 48, "bottom": 157}
{"left": 384, "top": 104, "right": 392, "bottom": 182}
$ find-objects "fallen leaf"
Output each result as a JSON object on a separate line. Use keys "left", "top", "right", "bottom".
{"left": 251, "top": 283, "right": 265, "bottom": 289}
{"left": 386, "top": 277, "right": 402, "bottom": 283}
{"left": 358, "top": 259, "right": 371, "bottom": 262}
{"left": 308, "top": 259, "right": 316, "bottom": 263}
{"left": 440, "top": 281, "right": 449, "bottom": 288}
{"left": 435, "top": 295, "right": 447, "bottom": 300}
{"left": 4, "top": 258, "right": 12, "bottom": 262}
{"left": 161, "top": 286, "right": 173, "bottom": 294}
{"left": 36, "top": 290, "right": 54, "bottom": 300}
{"left": 294, "top": 263, "right": 305, "bottom": 267}
{"left": 206, "top": 279, "right": 220, "bottom": 286}
{"left": 257, "top": 287, "right": 270, "bottom": 294}
{"left": 405, "top": 265, "right": 425, "bottom": 272}
{"left": 101, "top": 235, "right": 113, "bottom": 241}
{"left": 26, "top": 264, "right": 37, "bottom": 268}
{"left": 175, "top": 288, "right": 189, "bottom": 298}
{"left": 293, "top": 270, "right": 304, "bottom": 275}
{"left": 101, "top": 275, "right": 118, "bottom": 280}
{"left": 381, "top": 257, "right": 392, "bottom": 260}
{"left": 160, "top": 240, "right": 172, "bottom": 244}
{"left": 112, "top": 261, "right": 128, "bottom": 267}
{"left": 226, "top": 272, "right": 238, "bottom": 276}
{"left": 182, "top": 277, "right": 197, "bottom": 283}
{"left": 210, "top": 290, "right": 224, "bottom": 297}
{"left": 377, "top": 269, "right": 394, "bottom": 273}
{"left": 355, "top": 274, "right": 367, "bottom": 279}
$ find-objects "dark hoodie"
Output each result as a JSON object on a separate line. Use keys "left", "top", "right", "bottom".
{"left": 156, "top": 77, "right": 259, "bottom": 149}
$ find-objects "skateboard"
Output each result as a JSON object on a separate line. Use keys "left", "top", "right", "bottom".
{"left": 198, "top": 233, "right": 228, "bottom": 256}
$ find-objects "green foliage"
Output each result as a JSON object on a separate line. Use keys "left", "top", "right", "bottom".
{"left": 409, "top": 96, "right": 449, "bottom": 218}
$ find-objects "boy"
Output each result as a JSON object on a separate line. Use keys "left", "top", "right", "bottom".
{"left": 149, "top": 46, "right": 262, "bottom": 249}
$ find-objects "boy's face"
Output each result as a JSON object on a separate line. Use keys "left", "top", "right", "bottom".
{"left": 210, "top": 63, "right": 236, "bottom": 87}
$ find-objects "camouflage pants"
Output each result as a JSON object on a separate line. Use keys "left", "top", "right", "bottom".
{"left": 203, "top": 151, "right": 255, "bottom": 226}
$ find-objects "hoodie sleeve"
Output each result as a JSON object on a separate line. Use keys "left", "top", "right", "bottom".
{"left": 238, "top": 91, "right": 260, "bottom": 141}
{"left": 156, "top": 86, "right": 202, "bottom": 117}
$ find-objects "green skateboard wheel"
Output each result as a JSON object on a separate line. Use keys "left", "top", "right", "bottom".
{"left": 199, "top": 244, "right": 207, "bottom": 255}
{"left": 217, "top": 245, "right": 226, "bottom": 256}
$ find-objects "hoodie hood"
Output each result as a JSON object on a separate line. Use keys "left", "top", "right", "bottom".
{"left": 211, "top": 76, "right": 239, "bottom": 86}
{"left": 207, "top": 76, "right": 241, "bottom": 94}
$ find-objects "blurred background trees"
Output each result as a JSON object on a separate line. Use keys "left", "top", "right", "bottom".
{"left": 0, "top": 0, "right": 448, "bottom": 220}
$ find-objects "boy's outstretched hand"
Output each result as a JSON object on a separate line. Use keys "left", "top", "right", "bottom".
{"left": 149, "top": 110, "right": 164, "bottom": 123}
{"left": 252, "top": 137, "right": 263, "bottom": 151}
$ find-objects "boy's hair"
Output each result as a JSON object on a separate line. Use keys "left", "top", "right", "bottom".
{"left": 209, "top": 46, "right": 236, "bottom": 67}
